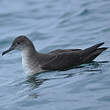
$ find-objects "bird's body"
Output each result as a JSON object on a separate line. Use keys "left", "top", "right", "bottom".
{"left": 2, "top": 35, "right": 107, "bottom": 75}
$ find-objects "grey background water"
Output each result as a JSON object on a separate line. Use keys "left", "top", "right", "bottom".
{"left": 0, "top": 0, "right": 110, "bottom": 110}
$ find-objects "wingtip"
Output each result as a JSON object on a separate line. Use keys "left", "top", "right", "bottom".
{"left": 102, "top": 47, "right": 108, "bottom": 50}
{"left": 95, "top": 42, "right": 105, "bottom": 48}
{"left": 101, "top": 42, "right": 105, "bottom": 45}
{"left": 98, "top": 42, "right": 105, "bottom": 46}
{"left": 97, "top": 47, "right": 108, "bottom": 52}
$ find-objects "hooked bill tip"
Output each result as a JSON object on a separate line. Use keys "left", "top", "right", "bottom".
{"left": 2, "top": 51, "right": 7, "bottom": 56}
{"left": 2, "top": 52, "right": 4, "bottom": 56}
{"left": 2, "top": 47, "right": 14, "bottom": 56}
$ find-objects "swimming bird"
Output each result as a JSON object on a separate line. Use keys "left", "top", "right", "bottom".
{"left": 2, "top": 35, "right": 107, "bottom": 75}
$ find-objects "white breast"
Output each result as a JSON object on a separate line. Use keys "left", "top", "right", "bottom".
{"left": 21, "top": 50, "right": 44, "bottom": 75}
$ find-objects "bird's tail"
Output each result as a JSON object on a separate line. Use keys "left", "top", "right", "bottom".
{"left": 81, "top": 42, "right": 108, "bottom": 63}
{"left": 82, "top": 47, "right": 107, "bottom": 63}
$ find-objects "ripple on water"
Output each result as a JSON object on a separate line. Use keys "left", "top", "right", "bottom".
{"left": 0, "top": 0, "right": 110, "bottom": 110}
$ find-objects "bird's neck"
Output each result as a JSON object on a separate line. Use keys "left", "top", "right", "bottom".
{"left": 21, "top": 47, "right": 40, "bottom": 74}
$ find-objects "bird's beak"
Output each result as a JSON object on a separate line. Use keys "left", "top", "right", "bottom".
{"left": 2, "top": 46, "right": 14, "bottom": 56}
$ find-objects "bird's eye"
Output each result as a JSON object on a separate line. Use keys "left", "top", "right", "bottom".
{"left": 17, "top": 42, "right": 20, "bottom": 44}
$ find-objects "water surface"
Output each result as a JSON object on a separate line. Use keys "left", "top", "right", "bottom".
{"left": 0, "top": 0, "right": 110, "bottom": 110}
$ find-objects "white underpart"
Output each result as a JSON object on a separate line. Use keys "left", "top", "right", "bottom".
{"left": 21, "top": 49, "right": 44, "bottom": 75}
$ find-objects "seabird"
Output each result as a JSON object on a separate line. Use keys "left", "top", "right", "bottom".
{"left": 2, "top": 35, "right": 107, "bottom": 75}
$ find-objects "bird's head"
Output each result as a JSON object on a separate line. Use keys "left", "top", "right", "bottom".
{"left": 2, "top": 35, "right": 34, "bottom": 56}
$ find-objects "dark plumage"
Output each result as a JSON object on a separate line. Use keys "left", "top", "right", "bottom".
{"left": 42, "top": 42, "right": 107, "bottom": 70}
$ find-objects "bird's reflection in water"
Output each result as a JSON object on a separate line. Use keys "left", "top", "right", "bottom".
{"left": 84, "top": 61, "right": 109, "bottom": 72}
{"left": 26, "top": 74, "right": 47, "bottom": 89}
{"left": 57, "top": 61, "right": 109, "bottom": 78}
{"left": 23, "top": 74, "right": 48, "bottom": 98}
